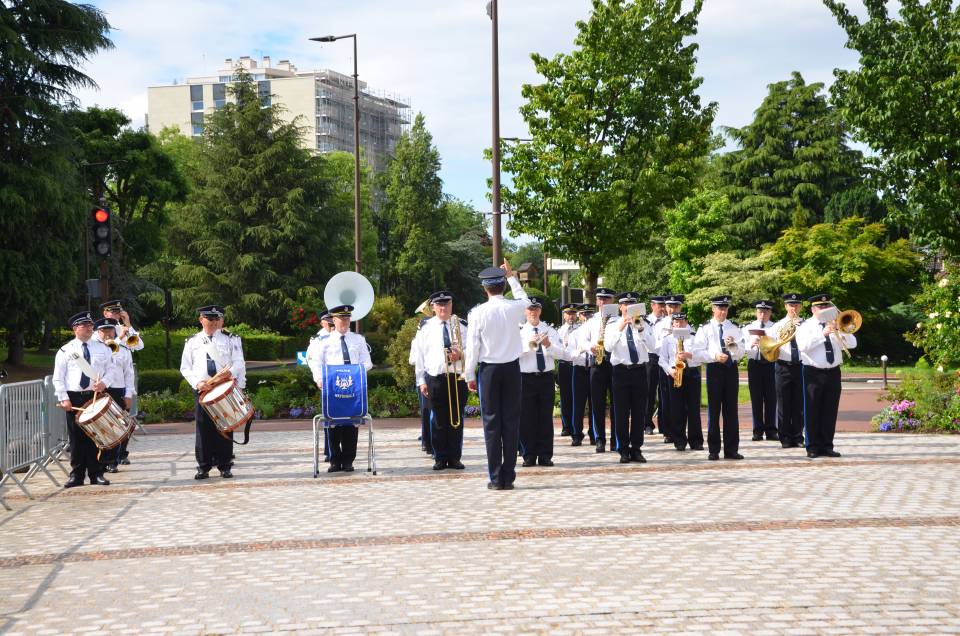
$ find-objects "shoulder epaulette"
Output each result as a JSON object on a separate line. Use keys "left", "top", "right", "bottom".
{"left": 458, "top": 317, "right": 468, "bottom": 326}
{"left": 417, "top": 317, "right": 429, "bottom": 329}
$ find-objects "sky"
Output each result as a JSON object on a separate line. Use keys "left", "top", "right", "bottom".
{"left": 74, "top": 0, "right": 868, "bottom": 226}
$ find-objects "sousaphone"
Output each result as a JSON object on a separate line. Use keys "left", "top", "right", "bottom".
{"left": 323, "top": 271, "right": 375, "bottom": 321}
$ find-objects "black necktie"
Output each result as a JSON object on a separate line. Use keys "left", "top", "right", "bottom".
{"left": 626, "top": 325, "right": 639, "bottom": 364}
{"left": 80, "top": 342, "right": 90, "bottom": 389}
{"left": 820, "top": 322, "right": 834, "bottom": 364}
{"left": 206, "top": 352, "right": 216, "bottom": 377}
{"left": 719, "top": 323, "right": 733, "bottom": 367}
{"left": 341, "top": 335, "right": 351, "bottom": 364}
{"left": 534, "top": 326, "right": 546, "bottom": 371}
{"left": 790, "top": 331, "right": 799, "bottom": 363}
{"left": 443, "top": 321, "right": 451, "bottom": 349}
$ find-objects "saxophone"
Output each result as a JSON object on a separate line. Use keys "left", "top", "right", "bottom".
{"left": 596, "top": 313, "right": 609, "bottom": 365}
{"left": 673, "top": 335, "right": 686, "bottom": 388}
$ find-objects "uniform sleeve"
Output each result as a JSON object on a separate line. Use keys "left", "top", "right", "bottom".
{"left": 839, "top": 332, "right": 857, "bottom": 351}
{"left": 795, "top": 321, "right": 821, "bottom": 354}
{"left": 641, "top": 324, "right": 657, "bottom": 355}
{"left": 463, "top": 312, "right": 481, "bottom": 383}
{"left": 544, "top": 325, "right": 564, "bottom": 358}
{"left": 413, "top": 329, "right": 427, "bottom": 387}
{"left": 53, "top": 348, "right": 69, "bottom": 401}
{"left": 658, "top": 339, "right": 673, "bottom": 375}
{"left": 180, "top": 339, "right": 201, "bottom": 391}
{"left": 507, "top": 275, "right": 528, "bottom": 305}
{"left": 690, "top": 328, "right": 712, "bottom": 364}
{"left": 231, "top": 336, "right": 247, "bottom": 389}
{"left": 306, "top": 338, "right": 324, "bottom": 385}
{"left": 122, "top": 352, "right": 136, "bottom": 398}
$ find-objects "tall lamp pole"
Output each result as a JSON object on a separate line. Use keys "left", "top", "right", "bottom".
{"left": 310, "top": 34, "right": 361, "bottom": 276}
{"left": 487, "top": 0, "right": 502, "bottom": 267}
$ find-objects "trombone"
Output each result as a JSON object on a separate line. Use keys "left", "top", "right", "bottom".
{"left": 445, "top": 315, "right": 464, "bottom": 429}
{"left": 831, "top": 308, "right": 862, "bottom": 358}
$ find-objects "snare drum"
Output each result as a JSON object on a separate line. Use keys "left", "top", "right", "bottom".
{"left": 77, "top": 395, "right": 137, "bottom": 450}
{"left": 200, "top": 379, "right": 254, "bottom": 437}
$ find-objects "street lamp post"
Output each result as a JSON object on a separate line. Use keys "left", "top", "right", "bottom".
{"left": 487, "top": 0, "right": 502, "bottom": 267}
{"left": 310, "top": 34, "right": 362, "bottom": 276}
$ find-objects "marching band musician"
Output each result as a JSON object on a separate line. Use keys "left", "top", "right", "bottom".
{"left": 415, "top": 291, "right": 468, "bottom": 471}
{"left": 317, "top": 304, "right": 373, "bottom": 473}
{"left": 555, "top": 303, "right": 580, "bottom": 437}
{"left": 658, "top": 313, "right": 707, "bottom": 452}
{"left": 463, "top": 262, "right": 529, "bottom": 491}
{"left": 795, "top": 294, "right": 856, "bottom": 459}
{"left": 93, "top": 318, "right": 136, "bottom": 473}
{"left": 693, "top": 295, "right": 745, "bottom": 461}
{"left": 99, "top": 299, "right": 144, "bottom": 352}
{"left": 658, "top": 294, "right": 685, "bottom": 444}
{"left": 306, "top": 311, "right": 335, "bottom": 462}
{"left": 180, "top": 305, "right": 246, "bottom": 480}
{"left": 579, "top": 287, "right": 618, "bottom": 454}
{"left": 744, "top": 300, "right": 778, "bottom": 442}
{"left": 54, "top": 312, "right": 113, "bottom": 488}
{"left": 768, "top": 294, "right": 806, "bottom": 448}
{"left": 518, "top": 297, "right": 562, "bottom": 468}
{"left": 606, "top": 292, "right": 657, "bottom": 463}
{"left": 645, "top": 295, "right": 668, "bottom": 435}
{"left": 411, "top": 314, "right": 433, "bottom": 456}
{"left": 568, "top": 304, "right": 595, "bottom": 446}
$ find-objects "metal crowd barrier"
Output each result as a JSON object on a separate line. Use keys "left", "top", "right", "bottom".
{"left": 0, "top": 378, "right": 63, "bottom": 505}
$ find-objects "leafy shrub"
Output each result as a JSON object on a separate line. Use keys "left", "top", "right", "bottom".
{"left": 138, "top": 369, "right": 188, "bottom": 394}
{"left": 386, "top": 316, "right": 423, "bottom": 389}
{"left": 873, "top": 370, "right": 960, "bottom": 433}
{"left": 367, "top": 386, "right": 420, "bottom": 418}
{"left": 138, "top": 388, "right": 195, "bottom": 423}
{"left": 134, "top": 328, "right": 303, "bottom": 369}
{"left": 906, "top": 264, "right": 960, "bottom": 368}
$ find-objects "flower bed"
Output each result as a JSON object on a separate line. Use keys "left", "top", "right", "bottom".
{"left": 872, "top": 370, "right": 960, "bottom": 433}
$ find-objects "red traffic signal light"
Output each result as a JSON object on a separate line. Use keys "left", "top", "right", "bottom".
{"left": 91, "top": 206, "right": 112, "bottom": 257}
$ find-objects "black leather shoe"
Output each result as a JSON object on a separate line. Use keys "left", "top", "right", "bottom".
{"left": 619, "top": 453, "right": 631, "bottom": 464}
{"left": 560, "top": 428, "right": 572, "bottom": 436}
{"left": 343, "top": 464, "right": 355, "bottom": 472}
{"left": 502, "top": 483, "right": 515, "bottom": 490}
{"left": 631, "top": 450, "right": 647, "bottom": 463}
{"left": 487, "top": 481, "right": 499, "bottom": 490}
{"left": 220, "top": 469, "right": 233, "bottom": 478}
{"left": 327, "top": 464, "right": 343, "bottom": 473}
{"left": 708, "top": 453, "right": 719, "bottom": 461}
{"left": 595, "top": 440, "right": 606, "bottom": 453}
{"left": 822, "top": 450, "right": 842, "bottom": 457}
{"left": 752, "top": 434, "right": 763, "bottom": 441}
{"left": 767, "top": 432, "right": 780, "bottom": 441}
{"left": 781, "top": 442, "right": 795, "bottom": 449}
{"left": 806, "top": 451, "right": 819, "bottom": 458}
{"left": 521, "top": 457, "right": 536, "bottom": 467}
{"left": 119, "top": 457, "right": 131, "bottom": 465}
{"left": 571, "top": 437, "right": 583, "bottom": 447}
{"left": 724, "top": 453, "right": 744, "bottom": 460}
{"left": 690, "top": 445, "right": 704, "bottom": 451}
{"left": 90, "top": 475, "right": 110, "bottom": 486}
{"left": 538, "top": 458, "right": 554, "bottom": 467}
{"left": 674, "top": 443, "right": 687, "bottom": 451}
{"left": 194, "top": 470, "right": 209, "bottom": 480}
{"left": 448, "top": 460, "right": 465, "bottom": 469}
{"left": 64, "top": 476, "right": 83, "bottom": 489}
{"left": 105, "top": 464, "right": 119, "bottom": 473}
{"left": 433, "top": 460, "right": 445, "bottom": 470}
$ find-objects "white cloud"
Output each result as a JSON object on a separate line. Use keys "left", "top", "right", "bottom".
{"left": 75, "top": 0, "right": 866, "bottom": 215}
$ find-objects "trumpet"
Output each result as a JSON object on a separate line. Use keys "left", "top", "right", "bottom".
{"left": 528, "top": 331, "right": 548, "bottom": 350}
{"left": 104, "top": 339, "right": 121, "bottom": 354}
{"left": 125, "top": 333, "right": 140, "bottom": 348}
{"left": 724, "top": 336, "right": 740, "bottom": 356}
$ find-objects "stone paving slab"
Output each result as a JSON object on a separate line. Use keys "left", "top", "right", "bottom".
{"left": 1, "top": 427, "right": 958, "bottom": 634}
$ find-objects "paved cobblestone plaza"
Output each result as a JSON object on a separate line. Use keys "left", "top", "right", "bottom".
{"left": 2, "top": 425, "right": 959, "bottom": 635}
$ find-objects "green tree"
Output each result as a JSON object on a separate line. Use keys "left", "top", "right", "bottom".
{"left": 162, "top": 71, "right": 352, "bottom": 329}
{"left": 765, "top": 217, "right": 921, "bottom": 313}
{"left": 825, "top": 0, "right": 960, "bottom": 254}
{"left": 685, "top": 252, "right": 784, "bottom": 326}
{"left": 601, "top": 244, "right": 671, "bottom": 298}
{"left": 64, "top": 107, "right": 188, "bottom": 305}
{"left": 501, "top": 0, "right": 716, "bottom": 299}
{"left": 906, "top": 265, "right": 960, "bottom": 367}
{"left": 663, "top": 190, "right": 734, "bottom": 293}
{"left": 0, "top": 0, "right": 111, "bottom": 364}
{"left": 719, "top": 72, "right": 866, "bottom": 250}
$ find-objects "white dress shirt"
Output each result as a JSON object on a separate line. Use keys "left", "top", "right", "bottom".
{"left": 93, "top": 334, "right": 136, "bottom": 397}
{"left": 765, "top": 316, "right": 805, "bottom": 363}
{"left": 555, "top": 322, "right": 579, "bottom": 363}
{"left": 577, "top": 311, "right": 619, "bottom": 360}
{"left": 306, "top": 329, "right": 333, "bottom": 385}
{"left": 180, "top": 329, "right": 247, "bottom": 390}
{"left": 53, "top": 337, "right": 113, "bottom": 400}
{"left": 743, "top": 319, "right": 775, "bottom": 361}
{"left": 568, "top": 325, "right": 591, "bottom": 367}
{"left": 518, "top": 321, "right": 563, "bottom": 373}
{"left": 605, "top": 318, "right": 657, "bottom": 366}
{"left": 414, "top": 316, "right": 468, "bottom": 385}
{"left": 693, "top": 319, "right": 745, "bottom": 363}
{"left": 658, "top": 331, "right": 710, "bottom": 375}
{"left": 648, "top": 314, "right": 670, "bottom": 350}
{"left": 795, "top": 316, "right": 857, "bottom": 369}
{"left": 318, "top": 331, "right": 373, "bottom": 371}
{"left": 463, "top": 276, "right": 528, "bottom": 382}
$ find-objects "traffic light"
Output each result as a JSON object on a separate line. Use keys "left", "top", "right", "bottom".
{"left": 91, "top": 206, "right": 111, "bottom": 257}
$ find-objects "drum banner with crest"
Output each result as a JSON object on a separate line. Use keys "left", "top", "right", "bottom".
{"left": 321, "top": 364, "right": 368, "bottom": 422}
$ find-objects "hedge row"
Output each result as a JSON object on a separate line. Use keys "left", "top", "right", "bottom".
{"left": 133, "top": 329, "right": 304, "bottom": 369}
{"left": 138, "top": 367, "right": 396, "bottom": 394}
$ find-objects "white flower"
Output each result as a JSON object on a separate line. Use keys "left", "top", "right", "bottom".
{"left": 937, "top": 365, "right": 944, "bottom": 372}
{"left": 936, "top": 323, "right": 943, "bottom": 330}
{"left": 929, "top": 312, "right": 939, "bottom": 319}
{"left": 939, "top": 277, "right": 949, "bottom": 287}
{"left": 947, "top": 311, "right": 954, "bottom": 318}
{"left": 916, "top": 322, "right": 923, "bottom": 329}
